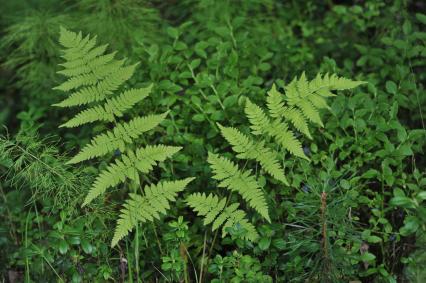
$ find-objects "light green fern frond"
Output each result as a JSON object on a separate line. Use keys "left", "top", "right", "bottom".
{"left": 269, "top": 120, "right": 307, "bottom": 160}
{"left": 112, "top": 178, "right": 195, "bottom": 247}
{"left": 82, "top": 145, "right": 181, "bottom": 206}
{"left": 217, "top": 124, "right": 288, "bottom": 185}
{"left": 186, "top": 193, "right": 259, "bottom": 241}
{"left": 309, "top": 73, "right": 366, "bottom": 93}
{"left": 267, "top": 85, "right": 312, "bottom": 139}
{"left": 266, "top": 84, "right": 286, "bottom": 118}
{"left": 55, "top": 29, "right": 190, "bottom": 246}
{"left": 60, "top": 86, "right": 152, "bottom": 128}
{"left": 67, "top": 112, "right": 168, "bottom": 164}
{"left": 282, "top": 107, "right": 312, "bottom": 139}
{"left": 244, "top": 99, "right": 271, "bottom": 135}
{"left": 54, "top": 63, "right": 139, "bottom": 107}
{"left": 285, "top": 72, "right": 366, "bottom": 127}
{"left": 245, "top": 98, "right": 308, "bottom": 160}
{"left": 208, "top": 153, "right": 270, "bottom": 222}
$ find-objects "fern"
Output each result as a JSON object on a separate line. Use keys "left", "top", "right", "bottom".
{"left": 186, "top": 193, "right": 259, "bottom": 242}
{"left": 221, "top": 72, "right": 365, "bottom": 179}
{"left": 208, "top": 153, "right": 270, "bottom": 222}
{"left": 187, "top": 73, "right": 363, "bottom": 241}
{"left": 54, "top": 28, "right": 193, "bottom": 246}
{"left": 113, "top": 178, "right": 195, "bottom": 247}
{"left": 217, "top": 124, "right": 288, "bottom": 185}
{"left": 185, "top": 152, "right": 269, "bottom": 242}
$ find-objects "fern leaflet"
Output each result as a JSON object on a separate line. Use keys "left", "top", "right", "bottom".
{"left": 186, "top": 193, "right": 259, "bottom": 241}
{"left": 112, "top": 178, "right": 195, "bottom": 247}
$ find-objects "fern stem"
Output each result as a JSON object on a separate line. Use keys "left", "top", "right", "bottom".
{"left": 320, "top": 191, "right": 330, "bottom": 272}
{"left": 205, "top": 192, "right": 233, "bottom": 274}
{"left": 198, "top": 231, "right": 207, "bottom": 283}
{"left": 151, "top": 222, "right": 163, "bottom": 255}
{"left": 134, "top": 224, "right": 140, "bottom": 282}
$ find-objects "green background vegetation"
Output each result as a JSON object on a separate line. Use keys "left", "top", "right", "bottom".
{"left": 0, "top": 0, "right": 425, "bottom": 282}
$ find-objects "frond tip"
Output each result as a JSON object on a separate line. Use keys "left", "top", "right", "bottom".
{"left": 208, "top": 152, "right": 270, "bottom": 222}
{"left": 112, "top": 178, "right": 195, "bottom": 247}
{"left": 186, "top": 193, "right": 259, "bottom": 242}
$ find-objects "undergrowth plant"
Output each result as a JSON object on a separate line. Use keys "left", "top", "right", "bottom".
{"left": 53, "top": 28, "right": 194, "bottom": 247}
{"left": 187, "top": 73, "right": 365, "bottom": 242}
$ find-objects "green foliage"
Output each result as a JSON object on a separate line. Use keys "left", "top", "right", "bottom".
{"left": 1, "top": 1, "right": 425, "bottom": 282}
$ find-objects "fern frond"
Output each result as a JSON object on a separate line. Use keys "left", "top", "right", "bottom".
{"left": 67, "top": 112, "right": 168, "bottom": 164}
{"left": 244, "top": 98, "right": 308, "bottom": 160}
{"left": 207, "top": 153, "right": 270, "bottom": 222}
{"left": 298, "top": 100, "right": 323, "bottom": 127}
{"left": 112, "top": 178, "right": 195, "bottom": 247}
{"left": 282, "top": 107, "right": 312, "bottom": 139}
{"left": 60, "top": 86, "right": 152, "bottom": 128}
{"left": 54, "top": 63, "right": 139, "bottom": 107}
{"left": 269, "top": 120, "right": 308, "bottom": 160}
{"left": 217, "top": 124, "right": 288, "bottom": 185}
{"left": 186, "top": 193, "right": 259, "bottom": 241}
{"left": 266, "top": 85, "right": 312, "bottom": 139}
{"left": 82, "top": 145, "right": 181, "bottom": 206}
{"left": 58, "top": 26, "right": 82, "bottom": 48}
{"left": 186, "top": 193, "right": 227, "bottom": 226}
{"left": 284, "top": 73, "right": 366, "bottom": 127}
{"left": 309, "top": 73, "right": 366, "bottom": 93}
{"left": 244, "top": 99, "right": 271, "bottom": 135}
{"left": 266, "top": 84, "right": 285, "bottom": 118}
{"left": 55, "top": 29, "right": 188, "bottom": 246}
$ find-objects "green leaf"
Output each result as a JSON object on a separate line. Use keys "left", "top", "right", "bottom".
{"left": 416, "top": 13, "right": 426, "bottom": 25}
{"left": 59, "top": 240, "right": 69, "bottom": 255}
{"left": 258, "top": 237, "right": 271, "bottom": 251}
{"left": 166, "top": 27, "right": 179, "bottom": 38}
{"left": 190, "top": 59, "right": 201, "bottom": 69}
{"left": 192, "top": 114, "right": 205, "bottom": 122}
{"left": 367, "top": 236, "right": 382, "bottom": 244}
{"left": 400, "top": 216, "right": 420, "bottom": 236}
{"left": 81, "top": 239, "right": 93, "bottom": 254}
{"left": 389, "top": 196, "right": 415, "bottom": 208}
{"left": 417, "top": 191, "right": 426, "bottom": 200}
{"left": 361, "top": 252, "right": 376, "bottom": 262}
{"left": 402, "top": 20, "right": 412, "bottom": 35}
{"left": 385, "top": 81, "right": 397, "bottom": 94}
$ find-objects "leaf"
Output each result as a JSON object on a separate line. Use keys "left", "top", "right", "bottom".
{"left": 417, "top": 191, "right": 426, "bottom": 200}
{"left": 192, "top": 114, "right": 205, "bottom": 122}
{"left": 367, "top": 236, "right": 382, "bottom": 244}
{"left": 389, "top": 196, "right": 415, "bottom": 209}
{"left": 360, "top": 252, "right": 376, "bottom": 262}
{"left": 400, "top": 216, "right": 420, "bottom": 236}
{"left": 81, "top": 239, "right": 93, "bottom": 254}
{"left": 416, "top": 13, "right": 426, "bottom": 25}
{"left": 385, "top": 81, "right": 397, "bottom": 94}
{"left": 258, "top": 237, "right": 271, "bottom": 251}
{"left": 166, "top": 27, "right": 179, "bottom": 38}
{"left": 59, "top": 240, "right": 69, "bottom": 255}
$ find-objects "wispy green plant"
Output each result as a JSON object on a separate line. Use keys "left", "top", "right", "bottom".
{"left": 0, "top": 131, "right": 89, "bottom": 210}
{"left": 1, "top": 10, "right": 71, "bottom": 99}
